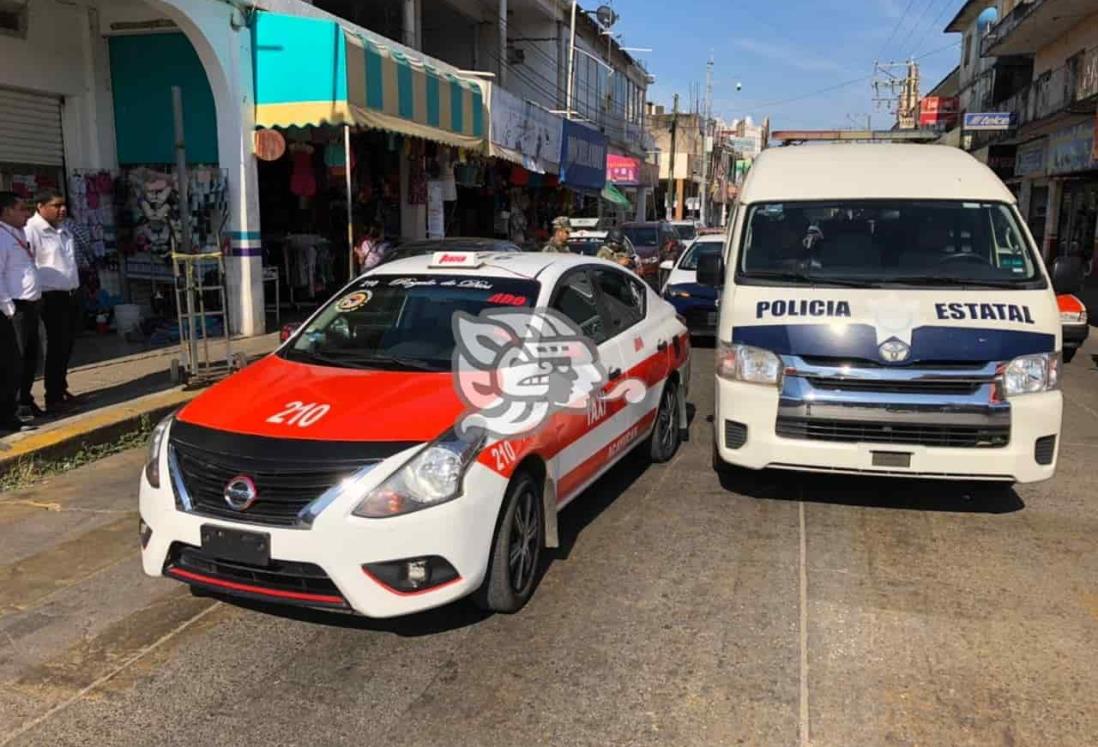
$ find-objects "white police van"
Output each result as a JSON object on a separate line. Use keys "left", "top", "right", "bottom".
{"left": 698, "top": 144, "right": 1075, "bottom": 484}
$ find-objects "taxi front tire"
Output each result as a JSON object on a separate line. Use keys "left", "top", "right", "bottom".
{"left": 473, "top": 470, "right": 544, "bottom": 614}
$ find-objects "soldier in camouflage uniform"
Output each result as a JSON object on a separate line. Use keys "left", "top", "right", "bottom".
{"left": 541, "top": 216, "right": 572, "bottom": 252}
{"left": 596, "top": 227, "right": 634, "bottom": 268}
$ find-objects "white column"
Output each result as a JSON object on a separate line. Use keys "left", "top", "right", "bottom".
{"left": 155, "top": 0, "right": 265, "bottom": 336}
{"left": 404, "top": 0, "right": 418, "bottom": 50}
{"left": 634, "top": 187, "right": 647, "bottom": 222}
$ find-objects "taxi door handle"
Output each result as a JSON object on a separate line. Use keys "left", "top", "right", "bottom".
{"left": 657, "top": 340, "right": 668, "bottom": 352}
{"left": 608, "top": 367, "right": 622, "bottom": 381}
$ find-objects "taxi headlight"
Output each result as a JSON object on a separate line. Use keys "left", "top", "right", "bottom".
{"left": 352, "top": 427, "right": 487, "bottom": 518}
{"left": 1002, "top": 353, "right": 1060, "bottom": 397}
{"left": 717, "top": 342, "right": 782, "bottom": 386}
{"left": 144, "top": 414, "right": 173, "bottom": 489}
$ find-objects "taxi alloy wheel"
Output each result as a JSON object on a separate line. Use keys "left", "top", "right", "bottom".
{"left": 474, "top": 471, "right": 544, "bottom": 614}
{"left": 647, "top": 381, "right": 680, "bottom": 463}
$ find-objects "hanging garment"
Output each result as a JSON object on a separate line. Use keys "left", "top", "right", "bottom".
{"left": 289, "top": 145, "right": 317, "bottom": 198}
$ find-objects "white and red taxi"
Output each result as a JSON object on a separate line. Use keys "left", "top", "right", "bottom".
{"left": 139, "top": 251, "right": 690, "bottom": 617}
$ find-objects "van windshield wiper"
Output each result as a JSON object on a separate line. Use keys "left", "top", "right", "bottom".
{"left": 883, "top": 275, "right": 1032, "bottom": 289}
{"left": 742, "top": 270, "right": 874, "bottom": 288}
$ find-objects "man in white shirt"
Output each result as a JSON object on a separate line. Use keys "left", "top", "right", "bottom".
{"left": 0, "top": 192, "right": 39, "bottom": 432}
{"left": 26, "top": 190, "right": 83, "bottom": 413}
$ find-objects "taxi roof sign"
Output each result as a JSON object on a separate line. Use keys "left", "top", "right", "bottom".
{"left": 429, "top": 251, "right": 483, "bottom": 268}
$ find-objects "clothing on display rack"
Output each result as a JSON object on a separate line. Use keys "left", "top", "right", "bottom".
{"left": 68, "top": 170, "right": 119, "bottom": 263}
{"left": 282, "top": 233, "right": 334, "bottom": 299}
{"left": 289, "top": 143, "right": 318, "bottom": 198}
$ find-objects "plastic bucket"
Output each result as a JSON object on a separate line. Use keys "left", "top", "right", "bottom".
{"left": 114, "top": 303, "right": 142, "bottom": 337}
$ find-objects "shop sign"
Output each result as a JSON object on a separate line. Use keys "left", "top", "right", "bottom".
{"left": 963, "top": 112, "right": 1014, "bottom": 131}
{"left": 919, "top": 96, "right": 959, "bottom": 130}
{"left": 726, "top": 137, "right": 758, "bottom": 156}
{"left": 1048, "top": 121, "right": 1096, "bottom": 175}
{"left": 490, "top": 86, "right": 563, "bottom": 171}
{"left": 1015, "top": 138, "right": 1047, "bottom": 177}
{"left": 254, "top": 129, "right": 286, "bottom": 161}
{"left": 559, "top": 120, "right": 608, "bottom": 191}
{"left": 607, "top": 154, "right": 640, "bottom": 185}
{"left": 1093, "top": 112, "right": 1098, "bottom": 163}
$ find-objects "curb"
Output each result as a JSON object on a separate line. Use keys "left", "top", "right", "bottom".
{"left": 0, "top": 389, "right": 199, "bottom": 476}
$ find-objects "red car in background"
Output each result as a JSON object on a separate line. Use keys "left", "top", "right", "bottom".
{"left": 1058, "top": 293, "right": 1089, "bottom": 363}
{"left": 622, "top": 221, "right": 684, "bottom": 287}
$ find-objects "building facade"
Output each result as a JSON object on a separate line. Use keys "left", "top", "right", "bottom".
{"left": 0, "top": 0, "right": 655, "bottom": 351}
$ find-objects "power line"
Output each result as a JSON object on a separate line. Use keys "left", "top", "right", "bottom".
{"left": 875, "top": 0, "right": 919, "bottom": 63}
{"left": 904, "top": 0, "right": 956, "bottom": 62}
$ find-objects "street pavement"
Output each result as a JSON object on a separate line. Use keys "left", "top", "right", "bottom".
{"left": 2, "top": 339, "right": 1097, "bottom": 746}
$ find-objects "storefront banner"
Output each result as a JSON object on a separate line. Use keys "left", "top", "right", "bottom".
{"left": 253, "top": 11, "right": 486, "bottom": 149}
{"left": 726, "top": 137, "right": 758, "bottom": 156}
{"left": 607, "top": 154, "right": 640, "bottom": 185}
{"left": 1048, "top": 121, "right": 1096, "bottom": 175}
{"left": 963, "top": 112, "right": 1014, "bottom": 131}
{"left": 489, "top": 85, "right": 563, "bottom": 174}
{"left": 559, "top": 120, "right": 608, "bottom": 191}
{"left": 1015, "top": 138, "right": 1047, "bottom": 178}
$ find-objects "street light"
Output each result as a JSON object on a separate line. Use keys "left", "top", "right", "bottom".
{"left": 566, "top": 3, "right": 618, "bottom": 120}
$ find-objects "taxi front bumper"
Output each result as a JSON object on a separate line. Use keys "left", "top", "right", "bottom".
{"left": 713, "top": 377, "right": 1062, "bottom": 484}
{"left": 139, "top": 454, "right": 509, "bottom": 618}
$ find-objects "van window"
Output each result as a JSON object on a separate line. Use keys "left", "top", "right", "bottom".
{"left": 736, "top": 200, "right": 1044, "bottom": 288}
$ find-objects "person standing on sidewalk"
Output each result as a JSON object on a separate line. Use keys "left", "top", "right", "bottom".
{"left": 0, "top": 192, "right": 39, "bottom": 431}
{"left": 26, "top": 190, "right": 81, "bottom": 413}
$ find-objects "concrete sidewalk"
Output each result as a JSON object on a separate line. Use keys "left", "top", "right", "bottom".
{"left": 0, "top": 332, "right": 281, "bottom": 473}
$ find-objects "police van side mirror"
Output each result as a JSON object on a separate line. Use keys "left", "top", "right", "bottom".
{"left": 1051, "top": 256, "right": 1083, "bottom": 295}
{"left": 697, "top": 253, "right": 724, "bottom": 287}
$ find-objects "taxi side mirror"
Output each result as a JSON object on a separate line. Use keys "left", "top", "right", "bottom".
{"left": 1051, "top": 256, "right": 1084, "bottom": 295}
{"left": 696, "top": 253, "right": 724, "bottom": 287}
{"left": 659, "top": 260, "right": 673, "bottom": 272}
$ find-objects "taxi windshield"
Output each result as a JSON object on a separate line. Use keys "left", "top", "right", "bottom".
{"left": 281, "top": 274, "right": 540, "bottom": 371}
{"left": 737, "top": 200, "right": 1045, "bottom": 289}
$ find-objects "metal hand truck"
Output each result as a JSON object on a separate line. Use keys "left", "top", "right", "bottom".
{"left": 168, "top": 251, "right": 247, "bottom": 387}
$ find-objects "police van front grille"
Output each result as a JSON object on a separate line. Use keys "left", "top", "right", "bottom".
{"left": 776, "top": 416, "right": 1010, "bottom": 449}
{"left": 170, "top": 441, "right": 370, "bottom": 527}
{"left": 804, "top": 376, "right": 982, "bottom": 396}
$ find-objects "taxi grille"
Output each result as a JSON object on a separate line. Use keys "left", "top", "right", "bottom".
{"left": 165, "top": 543, "right": 347, "bottom": 609}
{"left": 170, "top": 441, "right": 371, "bottom": 527}
{"left": 776, "top": 416, "right": 1010, "bottom": 449}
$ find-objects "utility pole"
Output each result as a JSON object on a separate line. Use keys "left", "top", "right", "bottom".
{"left": 872, "top": 58, "right": 920, "bottom": 129}
{"left": 666, "top": 93, "right": 679, "bottom": 222}
{"left": 699, "top": 56, "right": 714, "bottom": 227}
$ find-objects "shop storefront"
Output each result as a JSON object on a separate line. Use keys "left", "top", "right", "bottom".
{"left": 250, "top": 10, "right": 489, "bottom": 281}
{"left": 559, "top": 119, "right": 609, "bottom": 223}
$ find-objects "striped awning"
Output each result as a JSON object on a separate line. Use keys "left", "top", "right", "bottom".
{"left": 252, "top": 12, "right": 485, "bottom": 148}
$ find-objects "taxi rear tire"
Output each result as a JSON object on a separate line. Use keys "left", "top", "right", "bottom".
{"left": 473, "top": 471, "right": 544, "bottom": 614}
{"left": 645, "top": 380, "right": 680, "bottom": 463}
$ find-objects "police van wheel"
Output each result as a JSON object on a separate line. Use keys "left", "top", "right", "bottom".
{"left": 473, "top": 471, "right": 544, "bottom": 614}
{"left": 646, "top": 381, "right": 680, "bottom": 463}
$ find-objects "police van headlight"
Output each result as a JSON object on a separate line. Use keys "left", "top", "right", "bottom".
{"left": 144, "top": 414, "right": 173, "bottom": 489}
{"left": 717, "top": 342, "right": 782, "bottom": 386}
{"left": 353, "top": 427, "right": 487, "bottom": 518}
{"left": 1002, "top": 353, "right": 1061, "bottom": 397}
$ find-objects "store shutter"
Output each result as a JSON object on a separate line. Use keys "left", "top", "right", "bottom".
{"left": 0, "top": 87, "right": 64, "bottom": 166}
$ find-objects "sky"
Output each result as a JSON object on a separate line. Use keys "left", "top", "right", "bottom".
{"left": 611, "top": 0, "right": 964, "bottom": 130}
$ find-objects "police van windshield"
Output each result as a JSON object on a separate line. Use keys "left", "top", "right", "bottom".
{"left": 737, "top": 200, "right": 1044, "bottom": 288}
{"left": 281, "top": 275, "right": 540, "bottom": 371}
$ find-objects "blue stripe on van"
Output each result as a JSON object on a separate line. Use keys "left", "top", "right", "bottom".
{"left": 731, "top": 324, "right": 1053, "bottom": 363}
